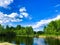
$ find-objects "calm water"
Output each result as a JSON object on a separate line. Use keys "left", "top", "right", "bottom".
{"left": 0, "top": 36, "right": 60, "bottom": 45}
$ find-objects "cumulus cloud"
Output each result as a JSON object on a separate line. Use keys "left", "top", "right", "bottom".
{"left": 19, "top": 15, "right": 23, "bottom": 18}
{"left": 0, "top": 7, "right": 30, "bottom": 24}
{"left": 29, "top": 15, "right": 60, "bottom": 29}
{"left": 0, "top": 12, "right": 22, "bottom": 24}
{"left": 20, "top": 12, "right": 28, "bottom": 18}
{"left": 20, "top": 7, "right": 26, "bottom": 12}
{"left": 5, "top": 13, "right": 18, "bottom": 18}
{"left": 0, "top": 0, "right": 13, "bottom": 8}
{"left": 19, "top": 7, "right": 29, "bottom": 18}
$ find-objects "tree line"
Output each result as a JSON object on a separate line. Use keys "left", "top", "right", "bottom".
{"left": 44, "top": 19, "right": 60, "bottom": 35}
{"left": 0, "top": 19, "right": 60, "bottom": 37}
{"left": 0, "top": 24, "right": 34, "bottom": 37}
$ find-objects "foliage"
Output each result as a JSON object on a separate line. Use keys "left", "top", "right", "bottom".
{"left": 44, "top": 19, "right": 60, "bottom": 35}
{"left": 0, "top": 24, "right": 34, "bottom": 36}
{"left": 37, "top": 31, "right": 44, "bottom": 35}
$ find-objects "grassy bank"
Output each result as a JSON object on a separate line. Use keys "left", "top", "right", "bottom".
{"left": 16, "top": 35, "right": 35, "bottom": 37}
{"left": 16, "top": 34, "right": 60, "bottom": 39}
{"left": 39, "top": 35, "right": 60, "bottom": 39}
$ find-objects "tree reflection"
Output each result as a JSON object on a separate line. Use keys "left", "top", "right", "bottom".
{"left": 45, "top": 37, "right": 60, "bottom": 45}
{"left": 0, "top": 36, "right": 33, "bottom": 45}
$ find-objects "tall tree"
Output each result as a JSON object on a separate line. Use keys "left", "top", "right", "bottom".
{"left": 6, "top": 25, "right": 10, "bottom": 30}
{"left": 25, "top": 26, "right": 34, "bottom": 35}
{"left": 16, "top": 25, "right": 21, "bottom": 30}
{"left": 44, "top": 20, "right": 60, "bottom": 35}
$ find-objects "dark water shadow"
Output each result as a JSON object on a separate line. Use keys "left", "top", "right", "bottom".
{"left": 45, "top": 37, "right": 60, "bottom": 45}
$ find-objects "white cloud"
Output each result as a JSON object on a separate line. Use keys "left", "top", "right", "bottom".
{"left": 28, "top": 15, "right": 60, "bottom": 30}
{"left": 20, "top": 15, "right": 23, "bottom": 18}
{"left": 0, "top": 0, "right": 13, "bottom": 8}
{"left": 20, "top": 12, "right": 28, "bottom": 18}
{"left": 0, "top": 6, "right": 31, "bottom": 26}
{"left": 0, "top": 12, "right": 22, "bottom": 24}
{"left": 5, "top": 13, "right": 18, "bottom": 18}
{"left": 32, "top": 19, "right": 51, "bottom": 29}
{"left": 19, "top": 7, "right": 29, "bottom": 18}
{"left": 0, "top": 7, "right": 30, "bottom": 24}
{"left": 10, "top": 18, "right": 22, "bottom": 22}
{"left": 19, "top": 7, "right": 26, "bottom": 12}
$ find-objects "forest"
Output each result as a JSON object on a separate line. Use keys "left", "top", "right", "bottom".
{"left": 0, "top": 19, "right": 60, "bottom": 37}
{"left": 0, "top": 24, "right": 34, "bottom": 37}
{"left": 44, "top": 19, "right": 60, "bottom": 35}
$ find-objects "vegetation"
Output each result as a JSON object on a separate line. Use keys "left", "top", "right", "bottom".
{"left": 0, "top": 24, "right": 34, "bottom": 37}
{"left": 0, "top": 19, "right": 60, "bottom": 37}
{"left": 45, "top": 37, "right": 60, "bottom": 45}
{"left": 0, "top": 36, "right": 33, "bottom": 45}
{"left": 35, "top": 19, "right": 60, "bottom": 36}
{"left": 44, "top": 19, "right": 60, "bottom": 35}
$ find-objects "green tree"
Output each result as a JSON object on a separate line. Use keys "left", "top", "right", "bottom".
{"left": 44, "top": 20, "right": 60, "bottom": 35}
{"left": 37, "top": 31, "right": 44, "bottom": 35}
{"left": 25, "top": 26, "right": 34, "bottom": 35}
{"left": 0, "top": 24, "right": 4, "bottom": 30}
{"left": 6, "top": 25, "right": 10, "bottom": 30}
{"left": 16, "top": 25, "right": 21, "bottom": 30}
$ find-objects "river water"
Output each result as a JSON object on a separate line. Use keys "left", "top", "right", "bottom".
{"left": 0, "top": 36, "right": 60, "bottom": 45}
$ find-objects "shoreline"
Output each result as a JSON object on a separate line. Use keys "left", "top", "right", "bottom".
{"left": 16, "top": 35, "right": 60, "bottom": 39}
{"left": 39, "top": 35, "right": 60, "bottom": 39}
{"left": 0, "top": 42, "right": 14, "bottom": 45}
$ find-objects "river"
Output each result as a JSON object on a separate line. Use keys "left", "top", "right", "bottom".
{"left": 0, "top": 36, "right": 60, "bottom": 45}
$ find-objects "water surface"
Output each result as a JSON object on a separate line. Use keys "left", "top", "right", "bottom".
{"left": 0, "top": 36, "right": 60, "bottom": 45}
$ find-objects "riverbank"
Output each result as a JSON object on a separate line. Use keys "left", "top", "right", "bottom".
{"left": 16, "top": 35, "right": 35, "bottom": 37}
{"left": 0, "top": 42, "right": 14, "bottom": 45}
{"left": 16, "top": 35, "right": 60, "bottom": 39}
{"left": 39, "top": 35, "right": 60, "bottom": 39}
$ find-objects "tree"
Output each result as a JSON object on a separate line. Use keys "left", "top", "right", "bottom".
{"left": 0, "top": 24, "right": 34, "bottom": 36}
{"left": 43, "top": 20, "right": 60, "bottom": 35}
{"left": 0, "top": 24, "right": 4, "bottom": 30}
{"left": 25, "top": 26, "right": 34, "bottom": 35}
{"left": 6, "top": 25, "right": 10, "bottom": 30}
{"left": 16, "top": 25, "right": 21, "bottom": 30}
{"left": 56, "top": 20, "right": 60, "bottom": 32}
{"left": 37, "top": 31, "right": 44, "bottom": 35}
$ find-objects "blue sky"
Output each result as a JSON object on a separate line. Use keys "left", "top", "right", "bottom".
{"left": 0, "top": 0, "right": 60, "bottom": 31}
